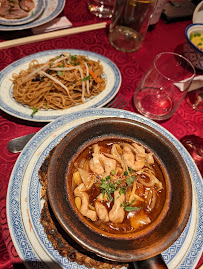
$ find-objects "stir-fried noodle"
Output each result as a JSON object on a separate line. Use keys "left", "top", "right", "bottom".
{"left": 12, "top": 53, "right": 106, "bottom": 111}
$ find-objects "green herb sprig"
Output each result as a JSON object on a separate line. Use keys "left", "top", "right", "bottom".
{"left": 81, "top": 75, "right": 90, "bottom": 81}
{"left": 120, "top": 199, "right": 140, "bottom": 212}
{"left": 31, "top": 107, "right": 38, "bottom": 117}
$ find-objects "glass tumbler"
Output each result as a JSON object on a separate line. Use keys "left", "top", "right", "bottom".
{"left": 108, "top": 0, "right": 155, "bottom": 52}
{"left": 133, "top": 52, "right": 196, "bottom": 121}
{"left": 88, "top": 0, "right": 114, "bottom": 18}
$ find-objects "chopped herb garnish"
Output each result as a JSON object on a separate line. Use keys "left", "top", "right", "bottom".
{"left": 119, "top": 187, "right": 126, "bottom": 195}
{"left": 126, "top": 175, "right": 135, "bottom": 186}
{"left": 57, "top": 71, "right": 63, "bottom": 77}
{"left": 100, "top": 177, "right": 121, "bottom": 201}
{"left": 70, "top": 55, "right": 77, "bottom": 61}
{"left": 31, "top": 107, "right": 38, "bottom": 117}
{"left": 81, "top": 75, "right": 90, "bottom": 81}
{"left": 124, "top": 171, "right": 128, "bottom": 176}
{"left": 128, "top": 167, "right": 134, "bottom": 173}
{"left": 120, "top": 200, "right": 140, "bottom": 212}
{"left": 124, "top": 206, "right": 140, "bottom": 212}
{"left": 111, "top": 169, "right": 116, "bottom": 175}
{"left": 49, "top": 83, "right": 53, "bottom": 87}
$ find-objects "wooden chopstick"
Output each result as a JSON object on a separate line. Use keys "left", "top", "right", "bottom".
{"left": 0, "top": 22, "right": 107, "bottom": 50}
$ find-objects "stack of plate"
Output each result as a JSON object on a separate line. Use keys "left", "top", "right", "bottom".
{"left": 0, "top": 0, "right": 65, "bottom": 31}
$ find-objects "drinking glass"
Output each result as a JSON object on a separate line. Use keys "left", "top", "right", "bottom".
{"left": 108, "top": 0, "right": 155, "bottom": 52}
{"left": 133, "top": 52, "right": 196, "bottom": 121}
{"left": 180, "top": 135, "right": 203, "bottom": 176}
{"left": 88, "top": 0, "right": 114, "bottom": 18}
{"left": 185, "top": 88, "right": 203, "bottom": 112}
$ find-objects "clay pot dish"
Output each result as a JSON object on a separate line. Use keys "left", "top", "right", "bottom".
{"left": 47, "top": 117, "right": 192, "bottom": 266}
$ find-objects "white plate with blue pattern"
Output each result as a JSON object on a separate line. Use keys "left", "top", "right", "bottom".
{"left": 0, "top": 0, "right": 45, "bottom": 26}
{"left": 0, "top": 0, "right": 65, "bottom": 30}
{"left": 0, "top": 49, "right": 121, "bottom": 122}
{"left": 7, "top": 108, "right": 203, "bottom": 269}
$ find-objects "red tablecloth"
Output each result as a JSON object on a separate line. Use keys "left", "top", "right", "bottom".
{"left": 0, "top": 0, "right": 202, "bottom": 268}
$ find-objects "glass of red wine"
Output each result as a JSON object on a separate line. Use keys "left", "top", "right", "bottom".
{"left": 133, "top": 52, "right": 196, "bottom": 121}
{"left": 185, "top": 87, "right": 203, "bottom": 112}
{"left": 180, "top": 135, "right": 203, "bottom": 176}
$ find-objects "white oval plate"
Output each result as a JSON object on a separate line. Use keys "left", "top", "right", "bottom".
{"left": 0, "top": 0, "right": 65, "bottom": 31}
{"left": 7, "top": 108, "right": 203, "bottom": 269}
{"left": 193, "top": 1, "right": 203, "bottom": 23}
{"left": 0, "top": 0, "right": 45, "bottom": 26}
{"left": 0, "top": 49, "right": 121, "bottom": 122}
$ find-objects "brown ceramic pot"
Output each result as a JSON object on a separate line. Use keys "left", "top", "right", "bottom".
{"left": 47, "top": 117, "right": 192, "bottom": 268}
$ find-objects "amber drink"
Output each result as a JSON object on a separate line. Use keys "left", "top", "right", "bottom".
{"left": 108, "top": 0, "right": 155, "bottom": 52}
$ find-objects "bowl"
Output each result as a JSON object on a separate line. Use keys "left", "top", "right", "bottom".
{"left": 184, "top": 23, "right": 203, "bottom": 70}
{"left": 47, "top": 117, "right": 192, "bottom": 263}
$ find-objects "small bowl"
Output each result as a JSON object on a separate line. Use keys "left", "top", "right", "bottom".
{"left": 184, "top": 23, "right": 203, "bottom": 70}
{"left": 47, "top": 117, "right": 192, "bottom": 263}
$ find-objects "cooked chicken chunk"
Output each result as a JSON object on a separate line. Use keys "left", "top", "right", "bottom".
{"left": 74, "top": 183, "right": 97, "bottom": 221}
{"left": 95, "top": 201, "right": 109, "bottom": 222}
{"left": 122, "top": 146, "right": 146, "bottom": 171}
{"left": 90, "top": 153, "right": 116, "bottom": 175}
{"left": 109, "top": 189, "right": 125, "bottom": 223}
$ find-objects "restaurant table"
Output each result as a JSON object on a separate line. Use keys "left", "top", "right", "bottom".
{"left": 0, "top": 0, "right": 202, "bottom": 268}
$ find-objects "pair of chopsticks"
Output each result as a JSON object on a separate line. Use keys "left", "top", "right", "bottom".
{"left": 0, "top": 22, "right": 107, "bottom": 50}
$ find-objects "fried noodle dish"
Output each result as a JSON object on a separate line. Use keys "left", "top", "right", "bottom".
{"left": 12, "top": 53, "right": 106, "bottom": 112}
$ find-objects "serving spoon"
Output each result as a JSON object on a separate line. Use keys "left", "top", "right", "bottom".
{"left": 7, "top": 132, "right": 36, "bottom": 153}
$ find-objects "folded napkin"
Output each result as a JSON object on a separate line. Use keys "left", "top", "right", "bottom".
{"left": 31, "top": 16, "right": 72, "bottom": 35}
{"left": 174, "top": 75, "right": 203, "bottom": 92}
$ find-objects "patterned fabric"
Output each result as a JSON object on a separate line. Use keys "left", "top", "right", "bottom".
{"left": 0, "top": 0, "right": 202, "bottom": 268}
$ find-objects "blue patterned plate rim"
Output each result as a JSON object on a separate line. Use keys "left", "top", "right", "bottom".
{"left": 7, "top": 108, "right": 203, "bottom": 269}
{"left": 0, "top": 0, "right": 45, "bottom": 26}
{"left": 0, "top": 0, "right": 65, "bottom": 31}
{"left": 0, "top": 49, "right": 121, "bottom": 122}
